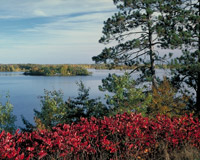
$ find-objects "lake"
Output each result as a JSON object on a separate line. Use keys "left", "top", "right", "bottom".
{"left": 0, "top": 69, "right": 127, "bottom": 128}
{"left": 0, "top": 69, "right": 171, "bottom": 128}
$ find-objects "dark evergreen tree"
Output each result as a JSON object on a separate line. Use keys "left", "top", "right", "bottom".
{"left": 63, "top": 81, "right": 109, "bottom": 123}
{"left": 167, "top": 0, "right": 200, "bottom": 116}
{"left": 92, "top": 0, "right": 175, "bottom": 87}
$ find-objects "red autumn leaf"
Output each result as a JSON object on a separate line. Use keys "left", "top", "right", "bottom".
{"left": 26, "top": 147, "right": 34, "bottom": 152}
{"left": 38, "top": 150, "right": 47, "bottom": 159}
{"left": 63, "top": 124, "right": 70, "bottom": 130}
{"left": 16, "top": 153, "right": 24, "bottom": 160}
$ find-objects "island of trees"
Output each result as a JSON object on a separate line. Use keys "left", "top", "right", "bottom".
{"left": 0, "top": 64, "right": 91, "bottom": 76}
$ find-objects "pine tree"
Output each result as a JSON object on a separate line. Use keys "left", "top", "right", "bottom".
{"left": 92, "top": 0, "right": 176, "bottom": 87}
{"left": 99, "top": 73, "right": 151, "bottom": 116}
{"left": 167, "top": 0, "right": 200, "bottom": 116}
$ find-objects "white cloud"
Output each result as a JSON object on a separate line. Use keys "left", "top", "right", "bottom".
{"left": 0, "top": 0, "right": 116, "bottom": 19}
{"left": 0, "top": 0, "right": 116, "bottom": 63}
{"left": 0, "top": 15, "right": 18, "bottom": 19}
{"left": 33, "top": 10, "right": 47, "bottom": 17}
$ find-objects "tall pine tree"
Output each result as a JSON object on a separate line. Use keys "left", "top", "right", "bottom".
{"left": 92, "top": 0, "right": 178, "bottom": 87}
{"left": 168, "top": 0, "right": 200, "bottom": 116}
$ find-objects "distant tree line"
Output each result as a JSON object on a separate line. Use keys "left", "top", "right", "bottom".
{"left": 0, "top": 63, "right": 172, "bottom": 73}
{"left": 24, "top": 65, "right": 90, "bottom": 76}
{"left": 0, "top": 64, "right": 90, "bottom": 76}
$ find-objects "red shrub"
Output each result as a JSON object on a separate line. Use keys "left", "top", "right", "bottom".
{"left": 0, "top": 113, "right": 200, "bottom": 159}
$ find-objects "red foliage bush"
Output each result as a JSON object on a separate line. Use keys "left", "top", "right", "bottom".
{"left": 0, "top": 113, "right": 200, "bottom": 159}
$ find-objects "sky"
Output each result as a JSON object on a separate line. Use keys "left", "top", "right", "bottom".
{"left": 0, "top": 0, "right": 116, "bottom": 64}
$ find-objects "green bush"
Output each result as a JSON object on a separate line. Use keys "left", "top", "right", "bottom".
{"left": 0, "top": 94, "right": 16, "bottom": 133}
{"left": 22, "top": 82, "right": 108, "bottom": 131}
{"left": 99, "top": 73, "right": 151, "bottom": 116}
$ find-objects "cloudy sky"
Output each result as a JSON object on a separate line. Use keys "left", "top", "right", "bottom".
{"left": 0, "top": 0, "right": 116, "bottom": 64}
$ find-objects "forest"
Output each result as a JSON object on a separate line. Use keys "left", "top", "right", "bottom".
{"left": 0, "top": 0, "right": 200, "bottom": 159}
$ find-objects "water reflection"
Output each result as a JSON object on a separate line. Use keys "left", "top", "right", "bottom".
{"left": 0, "top": 72, "right": 24, "bottom": 76}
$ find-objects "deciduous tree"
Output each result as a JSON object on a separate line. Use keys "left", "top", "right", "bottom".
{"left": 148, "top": 77, "right": 188, "bottom": 117}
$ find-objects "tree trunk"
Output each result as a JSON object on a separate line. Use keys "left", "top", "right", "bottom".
{"left": 196, "top": 0, "right": 200, "bottom": 118}
{"left": 147, "top": 13, "right": 156, "bottom": 88}
{"left": 149, "top": 38, "right": 156, "bottom": 88}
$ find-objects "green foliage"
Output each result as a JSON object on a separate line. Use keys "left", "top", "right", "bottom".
{"left": 0, "top": 64, "right": 90, "bottom": 76}
{"left": 99, "top": 73, "right": 151, "bottom": 116}
{"left": 64, "top": 81, "right": 109, "bottom": 122}
{"left": 21, "top": 115, "right": 35, "bottom": 132}
{"left": 0, "top": 95, "right": 16, "bottom": 133}
{"left": 34, "top": 89, "right": 66, "bottom": 130}
{"left": 171, "top": 50, "right": 199, "bottom": 105}
{"left": 22, "top": 82, "right": 108, "bottom": 131}
{"left": 168, "top": 0, "right": 200, "bottom": 114}
{"left": 24, "top": 65, "right": 90, "bottom": 76}
{"left": 92, "top": 0, "right": 179, "bottom": 86}
{"left": 93, "top": 0, "right": 199, "bottom": 116}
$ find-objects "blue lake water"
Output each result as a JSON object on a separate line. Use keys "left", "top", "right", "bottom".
{"left": 0, "top": 69, "right": 128, "bottom": 128}
{"left": 0, "top": 69, "right": 172, "bottom": 128}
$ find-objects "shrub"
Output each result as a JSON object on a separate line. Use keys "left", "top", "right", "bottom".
{"left": 22, "top": 82, "right": 108, "bottom": 131}
{"left": 100, "top": 73, "right": 151, "bottom": 116}
{"left": 0, "top": 113, "right": 200, "bottom": 159}
{"left": 0, "top": 95, "right": 16, "bottom": 133}
{"left": 148, "top": 77, "right": 188, "bottom": 117}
